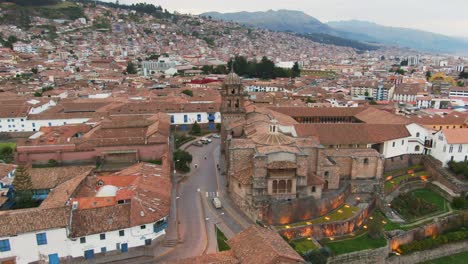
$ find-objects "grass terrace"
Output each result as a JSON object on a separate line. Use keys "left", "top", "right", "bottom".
{"left": 277, "top": 204, "right": 360, "bottom": 229}
{"left": 322, "top": 231, "right": 387, "bottom": 255}
{"left": 0, "top": 142, "right": 16, "bottom": 149}
{"left": 385, "top": 170, "right": 429, "bottom": 193}
{"left": 289, "top": 238, "right": 318, "bottom": 255}
{"left": 370, "top": 210, "right": 402, "bottom": 231}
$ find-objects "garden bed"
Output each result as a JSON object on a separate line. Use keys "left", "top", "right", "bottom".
{"left": 322, "top": 232, "right": 387, "bottom": 255}
{"left": 289, "top": 238, "right": 318, "bottom": 255}
{"left": 391, "top": 188, "right": 447, "bottom": 221}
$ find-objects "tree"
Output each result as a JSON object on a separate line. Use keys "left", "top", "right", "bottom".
{"left": 182, "top": 89, "right": 193, "bottom": 97}
{"left": 190, "top": 121, "right": 201, "bottom": 136}
{"left": 364, "top": 91, "right": 370, "bottom": 97}
{"left": 13, "top": 165, "right": 33, "bottom": 191}
{"left": 425, "top": 71, "right": 432, "bottom": 80}
{"left": 0, "top": 146, "right": 14, "bottom": 163}
{"left": 459, "top": 71, "right": 468, "bottom": 79}
{"left": 126, "top": 61, "right": 137, "bottom": 74}
{"left": 395, "top": 68, "right": 405, "bottom": 75}
{"left": 291, "top": 62, "right": 301, "bottom": 78}
{"left": 457, "top": 81, "right": 465, "bottom": 87}
{"left": 174, "top": 149, "right": 192, "bottom": 172}
{"left": 31, "top": 67, "right": 38, "bottom": 74}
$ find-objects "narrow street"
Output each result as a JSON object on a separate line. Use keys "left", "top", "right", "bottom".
{"left": 155, "top": 137, "right": 252, "bottom": 262}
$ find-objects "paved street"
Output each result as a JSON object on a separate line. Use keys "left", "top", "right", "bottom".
{"left": 155, "top": 137, "right": 252, "bottom": 261}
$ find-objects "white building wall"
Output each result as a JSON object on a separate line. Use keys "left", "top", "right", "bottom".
{"left": 169, "top": 112, "right": 221, "bottom": 125}
{"left": 0, "top": 228, "right": 70, "bottom": 264}
{"left": 0, "top": 219, "right": 167, "bottom": 264}
{"left": 431, "top": 131, "right": 468, "bottom": 166}
{"left": 406, "top": 123, "right": 428, "bottom": 154}
{"left": 382, "top": 138, "right": 409, "bottom": 158}
{"left": 0, "top": 118, "right": 89, "bottom": 132}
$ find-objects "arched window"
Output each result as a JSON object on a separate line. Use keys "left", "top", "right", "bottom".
{"left": 415, "top": 145, "right": 420, "bottom": 152}
{"left": 231, "top": 88, "right": 236, "bottom": 94}
{"left": 272, "top": 180, "right": 278, "bottom": 194}
{"left": 324, "top": 171, "right": 329, "bottom": 178}
{"left": 227, "top": 100, "right": 231, "bottom": 107}
{"left": 235, "top": 99, "right": 239, "bottom": 108}
{"left": 287, "top": 180, "right": 292, "bottom": 193}
{"left": 278, "top": 180, "right": 286, "bottom": 194}
{"left": 312, "top": 186, "right": 316, "bottom": 192}
{"left": 363, "top": 158, "right": 369, "bottom": 165}
{"left": 416, "top": 132, "right": 420, "bottom": 137}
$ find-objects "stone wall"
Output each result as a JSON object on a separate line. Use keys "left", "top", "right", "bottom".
{"left": 327, "top": 243, "right": 388, "bottom": 264}
{"left": 386, "top": 241, "right": 468, "bottom": 264}
{"left": 278, "top": 200, "right": 374, "bottom": 240}
{"left": 265, "top": 185, "right": 350, "bottom": 225}
{"left": 422, "top": 155, "right": 468, "bottom": 193}
{"left": 388, "top": 214, "right": 465, "bottom": 252}
{"left": 384, "top": 154, "right": 423, "bottom": 172}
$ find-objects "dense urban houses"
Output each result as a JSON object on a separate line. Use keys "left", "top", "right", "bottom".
{"left": 16, "top": 114, "right": 171, "bottom": 165}
{"left": 0, "top": 162, "right": 171, "bottom": 263}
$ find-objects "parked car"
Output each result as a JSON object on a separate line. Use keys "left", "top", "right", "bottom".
{"left": 201, "top": 137, "right": 212, "bottom": 144}
{"left": 212, "top": 134, "right": 220, "bottom": 138}
{"left": 212, "top": 197, "right": 222, "bottom": 209}
{"left": 192, "top": 141, "right": 203, "bottom": 147}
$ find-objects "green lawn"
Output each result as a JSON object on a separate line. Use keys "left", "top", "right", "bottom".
{"left": 216, "top": 226, "right": 230, "bottom": 251}
{"left": 421, "top": 250, "right": 468, "bottom": 264}
{"left": 412, "top": 189, "right": 446, "bottom": 210}
{"left": 371, "top": 210, "right": 401, "bottom": 231}
{"left": 289, "top": 238, "right": 318, "bottom": 255}
{"left": 0, "top": 142, "right": 16, "bottom": 149}
{"left": 323, "top": 232, "right": 387, "bottom": 255}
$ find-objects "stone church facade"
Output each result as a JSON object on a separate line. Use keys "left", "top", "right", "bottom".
{"left": 221, "top": 73, "right": 384, "bottom": 223}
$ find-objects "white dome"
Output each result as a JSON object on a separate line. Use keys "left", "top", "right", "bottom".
{"left": 96, "top": 185, "right": 118, "bottom": 197}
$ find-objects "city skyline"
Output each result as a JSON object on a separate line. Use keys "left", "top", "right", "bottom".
{"left": 112, "top": 0, "right": 468, "bottom": 38}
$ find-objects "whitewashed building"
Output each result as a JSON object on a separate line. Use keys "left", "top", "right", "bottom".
{"left": 431, "top": 129, "right": 468, "bottom": 166}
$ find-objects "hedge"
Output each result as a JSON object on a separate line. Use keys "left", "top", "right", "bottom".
{"left": 399, "top": 229, "right": 468, "bottom": 254}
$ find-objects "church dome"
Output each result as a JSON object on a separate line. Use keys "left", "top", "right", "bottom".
{"left": 224, "top": 72, "right": 242, "bottom": 85}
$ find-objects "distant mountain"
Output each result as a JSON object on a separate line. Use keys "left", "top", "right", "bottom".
{"left": 201, "top": 10, "right": 378, "bottom": 51}
{"left": 202, "top": 9, "right": 333, "bottom": 34}
{"left": 327, "top": 20, "right": 468, "bottom": 55}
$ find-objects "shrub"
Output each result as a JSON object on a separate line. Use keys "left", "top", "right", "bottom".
{"left": 182, "top": 89, "right": 193, "bottom": 97}
{"left": 399, "top": 229, "right": 468, "bottom": 254}
{"left": 174, "top": 149, "right": 192, "bottom": 173}
{"left": 452, "top": 197, "right": 467, "bottom": 209}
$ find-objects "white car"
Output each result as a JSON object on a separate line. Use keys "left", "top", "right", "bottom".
{"left": 212, "top": 197, "right": 222, "bottom": 209}
{"left": 212, "top": 134, "right": 220, "bottom": 138}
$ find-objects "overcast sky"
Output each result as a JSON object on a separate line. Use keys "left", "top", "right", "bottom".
{"left": 112, "top": 0, "right": 468, "bottom": 38}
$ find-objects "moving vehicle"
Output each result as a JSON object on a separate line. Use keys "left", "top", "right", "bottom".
{"left": 212, "top": 197, "right": 222, "bottom": 209}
